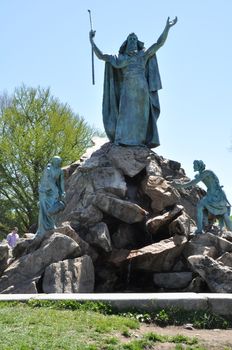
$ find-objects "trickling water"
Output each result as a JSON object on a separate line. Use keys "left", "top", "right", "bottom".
{"left": 145, "top": 212, "right": 153, "bottom": 244}
{"left": 126, "top": 259, "right": 132, "bottom": 287}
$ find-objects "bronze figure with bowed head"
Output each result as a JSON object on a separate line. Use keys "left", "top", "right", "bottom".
{"left": 172, "top": 160, "right": 232, "bottom": 234}
{"left": 36, "top": 156, "right": 65, "bottom": 237}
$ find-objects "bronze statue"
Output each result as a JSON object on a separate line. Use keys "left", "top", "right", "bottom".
{"left": 36, "top": 156, "right": 65, "bottom": 236}
{"left": 173, "top": 160, "right": 232, "bottom": 234}
{"left": 89, "top": 17, "right": 177, "bottom": 148}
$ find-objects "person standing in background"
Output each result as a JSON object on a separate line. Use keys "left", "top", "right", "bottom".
{"left": 7, "top": 227, "right": 19, "bottom": 248}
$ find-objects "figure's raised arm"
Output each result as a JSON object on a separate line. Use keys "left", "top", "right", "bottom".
{"left": 89, "top": 30, "right": 111, "bottom": 61}
{"left": 172, "top": 177, "right": 199, "bottom": 190}
{"left": 145, "top": 17, "right": 177, "bottom": 59}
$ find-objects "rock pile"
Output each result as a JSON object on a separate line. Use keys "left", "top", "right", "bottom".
{"left": 1, "top": 139, "right": 232, "bottom": 293}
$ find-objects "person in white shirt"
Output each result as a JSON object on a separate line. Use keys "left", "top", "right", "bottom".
{"left": 7, "top": 227, "right": 19, "bottom": 248}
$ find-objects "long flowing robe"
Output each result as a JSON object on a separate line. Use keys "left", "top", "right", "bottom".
{"left": 197, "top": 170, "right": 230, "bottom": 216}
{"left": 102, "top": 51, "right": 162, "bottom": 148}
{"left": 36, "top": 164, "right": 64, "bottom": 236}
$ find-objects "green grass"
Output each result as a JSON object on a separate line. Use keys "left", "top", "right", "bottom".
{"left": 13, "top": 300, "right": 232, "bottom": 328}
{"left": 151, "top": 307, "right": 231, "bottom": 329}
{"left": 21, "top": 300, "right": 232, "bottom": 329}
{"left": 121, "top": 307, "right": 231, "bottom": 329}
{"left": 0, "top": 301, "right": 231, "bottom": 350}
{"left": 0, "top": 302, "right": 138, "bottom": 350}
{"left": 119, "top": 333, "right": 202, "bottom": 350}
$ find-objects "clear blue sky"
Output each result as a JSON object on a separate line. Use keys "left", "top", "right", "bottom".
{"left": 1, "top": 0, "right": 232, "bottom": 202}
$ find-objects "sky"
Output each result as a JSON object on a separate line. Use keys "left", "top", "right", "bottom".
{"left": 0, "top": 0, "right": 232, "bottom": 202}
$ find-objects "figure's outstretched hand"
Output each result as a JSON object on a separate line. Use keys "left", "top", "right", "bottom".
{"left": 170, "top": 180, "right": 182, "bottom": 189}
{"left": 89, "top": 30, "right": 96, "bottom": 43}
{"left": 166, "top": 16, "right": 178, "bottom": 28}
{"left": 60, "top": 192, "right": 66, "bottom": 202}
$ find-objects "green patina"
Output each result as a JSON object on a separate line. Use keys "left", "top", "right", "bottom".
{"left": 173, "top": 160, "right": 232, "bottom": 233}
{"left": 89, "top": 17, "right": 177, "bottom": 148}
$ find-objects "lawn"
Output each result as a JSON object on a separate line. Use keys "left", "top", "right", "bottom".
{"left": 0, "top": 301, "right": 231, "bottom": 350}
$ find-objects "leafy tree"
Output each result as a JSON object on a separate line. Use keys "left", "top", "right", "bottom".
{"left": 0, "top": 85, "right": 94, "bottom": 233}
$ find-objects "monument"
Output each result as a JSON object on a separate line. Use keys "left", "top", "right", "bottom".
{"left": 89, "top": 17, "right": 177, "bottom": 148}
{"left": 2, "top": 16, "right": 232, "bottom": 295}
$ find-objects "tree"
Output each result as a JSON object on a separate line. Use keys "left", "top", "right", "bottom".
{"left": 0, "top": 85, "right": 94, "bottom": 233}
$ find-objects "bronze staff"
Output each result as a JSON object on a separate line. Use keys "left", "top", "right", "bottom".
{"left": 88, "top": 9, "right": 95, "bottom": 85}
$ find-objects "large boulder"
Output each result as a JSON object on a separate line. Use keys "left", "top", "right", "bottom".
{"left": 107, "top": 144, "right": 150, "bottom": 177}
{"left": 217, "top": 252, "right": 232, "bottom": 268}
{"left": 53, "top": 223, "right": 89, "bottom": 255}
{"left": 153, "top": 272, "right": 193, "bottom": 290}
{"left": 146, "top": 205, "right": 183, "bottom": 235}
{"left": 158, "top": 157, "right": 184, "bottom": 179}
{"left": 12, "top": 237, "right": 34, "bottom": 259}
{"left": 169, "top": 211, "right": 196, "bottom": 246}
{"left": 177, "top": 186, "right": 205, "bottom": 222}
{"left": 57, "top": 172, "right": 100, "bottom": 227}
{"left": 169, "top": 211, "right": 196, "bottom": 237}
{"left": 188, "top": 255, "right": 232, "bottom": 293}
{"left": 90, "top": 167, "right": 127, "bottom": 197}
{"left": 43, "top": 255, "right": 94, "bottom": 293}
{"left": 85, "top": 222, "right": 112, "bottom": 252}
{"left": 79, "top": 140, "right": 111, "bottom": 169}
{"left": 146, "top": 156, "right": 162, "bottom": 177}
{"left": 94, "top": 193, "right": 147, "bottom": 224}
{"left": 0, "top": 233, "right": 81, "bottom": 293}
{"left": 183, "top": 276, "right": 206, "bottom": 293}
{"left": 221, "top": 231, "right": 232, "bottom": 242}
{"left": 110, "top": 238, "right": 186, "bottom": 272}
{"left": 142, "top": 176, "right": 180, "bottom": 213}
{"left": 183, "top": 232, "right": 232, "bottom": 260}
{"left": 67, "top": 204, "right": 104, "bottom": 227}
{"left": 0, "top": 279, "right": 39, "bottom": 294}
{"left": 0, "top": 243, "right": 9, "bottom": 277}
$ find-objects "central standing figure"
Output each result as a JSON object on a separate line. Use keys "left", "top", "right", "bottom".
{"left": 89, "top": 17, "right": 177, "bottom": 148}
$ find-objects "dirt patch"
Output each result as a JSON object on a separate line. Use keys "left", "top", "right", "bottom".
{"left": 120, "top": 324, "right": 232, "bottom": 349}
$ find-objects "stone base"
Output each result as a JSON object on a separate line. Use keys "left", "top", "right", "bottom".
{"left": 1, "top": 293, "right": 232, "bottom": 315}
